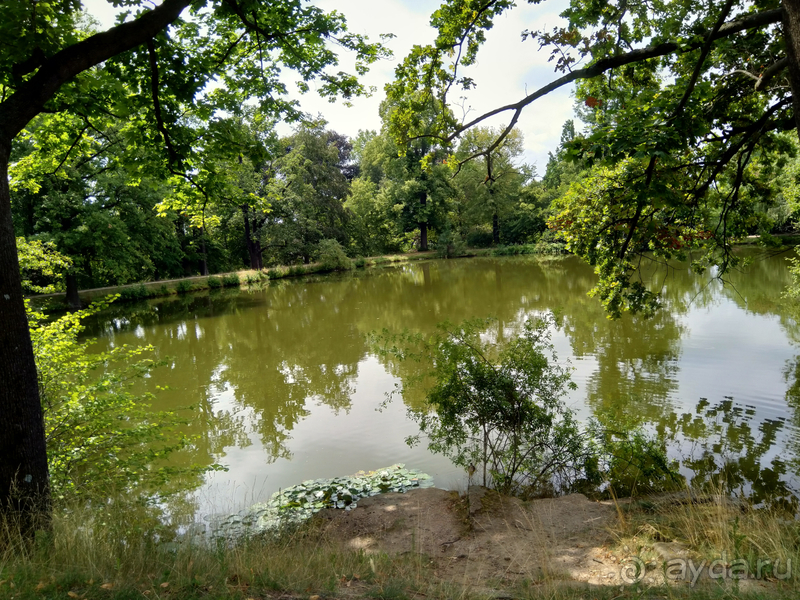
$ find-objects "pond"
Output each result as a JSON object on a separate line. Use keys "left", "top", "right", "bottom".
{"left": 84, "top": 250, "right": 800, "bottom": 515}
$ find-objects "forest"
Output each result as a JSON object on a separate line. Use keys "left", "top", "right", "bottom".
{"left": 13, "top": 109, "right": 554, "bottom": 296}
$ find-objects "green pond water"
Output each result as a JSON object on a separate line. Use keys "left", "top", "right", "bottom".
{"left": 85, "top": 251, "right": 800, "bottom": 515}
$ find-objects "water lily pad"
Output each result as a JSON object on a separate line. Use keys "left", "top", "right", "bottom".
{"left": 205, "top": 464, "right": 433, "bottom": 541}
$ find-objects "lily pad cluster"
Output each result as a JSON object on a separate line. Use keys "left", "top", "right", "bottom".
{"left": 205, "top": 464, "right": 433, "bottom": 539}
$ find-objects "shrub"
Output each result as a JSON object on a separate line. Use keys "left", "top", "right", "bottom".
{"left": 27, "top": 298, "right": 212, "bottom": 500}
{"left": 317, "top": 239, "right": 353, "bottom": 271}
{"left": 119, "top": 284, "right": 149, "bottom": 301}
{"left": 222, "top": 273, "right": 240, "bottom": 287}
{"left": 435, "top": 229, "right": 467, "bottom": 259}
{"left": 266, "top": 268, "right": 282, "bottom": 279}
{"left": 380, "top": 315, "right": 585, "bottom": 496}
{"left": 378, "top": 314, "right": 677, "bottom": 499}
{"left": 207, "top": 276, "right": 222, "bottom": 289}
{"left": 586, "top": 424, "right": 681, "bottom": 498}
{"left": 176, "top": 280, "right": 193, "bottom": 294}
{"left": 465, "top": 227, "right": 494, "bottom": 248}
{"left": 354, "top": 257, "right": 367, "bottom": 268}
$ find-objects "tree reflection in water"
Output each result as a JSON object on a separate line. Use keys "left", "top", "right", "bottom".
{"left": 78, "top": 251, "right": 800, "bottom": 511}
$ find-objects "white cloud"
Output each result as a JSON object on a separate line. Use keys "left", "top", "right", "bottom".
{"left": 80, "top": 0, "right": 578, "bottom": 174}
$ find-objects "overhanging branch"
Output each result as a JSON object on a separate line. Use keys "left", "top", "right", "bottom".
{"left": 0, "top": 0, "right": 192, "bottom": 144}
{"left": 446, "top": 8, "right": 782, "bottom": 149}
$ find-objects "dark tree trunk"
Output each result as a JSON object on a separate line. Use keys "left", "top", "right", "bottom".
{"left": 418, "top": 191, "right": 428, "bottom": 251}
{"left": 0, "top": 0, "right": 192, "bottom": 525}
{"left": 783, "top": 0, "right": 800, "bottom": 137}
{"left": 492, "top": 211, "right": 500, "bottom": 245}
{"left": 243, "top": 207, "right": 263, "bottom": 270}
{"left": 200, "top": 229, "right": 209, "bottom": 276}
{"left": 65, "top": 273, "right": 81, "bottom": 308}
{"left": 0, "top": 143, "right": 51, "bottom": 529}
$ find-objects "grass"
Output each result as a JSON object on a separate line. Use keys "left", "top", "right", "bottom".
{"left": 597, "top": 485, "right": 800, "bottom": 596}
{"left": 3, "top": 484, "right": 798, "bottom": 600}
{"left": 0, "top": 502, "right": 469, "bottom": 600}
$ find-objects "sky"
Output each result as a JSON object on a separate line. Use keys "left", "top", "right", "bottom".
{"left": 81, "top": 0, "right": 578, "bottom": 174}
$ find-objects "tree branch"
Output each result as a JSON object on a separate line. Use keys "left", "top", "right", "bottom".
{"left": 672, "top": 0, "right": 736, "bottom": 120}
{"left": 0, "top": 0, "right": 192, "bottom": 144}
{"left": 146, "top": 39, "right": 179, "bottom": 165}
{"left": 755, "top": 57, "right": 789, "bottom": 90}
{"left": 446, "top": 8, "right": 782, "bottom": 146}
{"left": 46, "top": 125, "right": 89, "bottom": 176}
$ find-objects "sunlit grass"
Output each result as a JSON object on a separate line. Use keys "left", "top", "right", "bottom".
{"left": 0, "top": 500, "right": 464, "bottom": 600}
{"left": 3, "top": 485, "right": 797, "bottom": 600}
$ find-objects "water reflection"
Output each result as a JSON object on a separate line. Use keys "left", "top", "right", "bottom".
{"left": 83, "top": 252, "right": 800, "bottom": 513}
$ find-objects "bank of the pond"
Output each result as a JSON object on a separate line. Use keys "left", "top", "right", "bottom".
{"left": 27, "top": 235, "right": 799, "bottom": 312}
{"left": 2, "top": 486, "right": 795, "bottom": 600}
{"left": 26, "top": 243, "right": 565, "bottom": 310}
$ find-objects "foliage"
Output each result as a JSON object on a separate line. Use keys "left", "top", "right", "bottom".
{"left": 209, "top": 465, "right": 433, "bottom": 537}
{"left": 347, "top": 110, "right": 455, "bottom": 255}
{"left": 784, "top": 248, "right": 800, "bottom": 307}
{"left": 27, "top": 297, "right": 213, "bottom": 500}
{"left": 586, "top": 424, "right": 682, "bottom": 498}
{"left": 258, "top": 121, "right": 356, "bottom": 266}
{"left": 379, "top": 315, "right": 591, "bottom": 497}
{"left": 118, "top": 284, "right": 150, "bottom": 301}
{"left": 16, "top": 237, "right": 72, "bottom": 294}
{"left": 550, "top": 158, "right": 690, "bottom": 317}
{"left": 316, "top": 239, "right": 353, "bottom": 272}
{"left": 490, "top": 242, "right": 566, "bottom": 257}
{"left": 11, "top": 112, "right": 192, "bottom": 287}
{"left": 387, "top": 0, "right": 800, "bottom": 316}
{"left": 221, "top": 273, "right": 240, "bottom": 287}
{"left": 434, "top": 227, "right": 467, "bottom": 258}
{"left": 376, "top": 314, "right": 681, "bottom": 499}
{"left": 451, "top": 127, "right": 542, "bottom": 246}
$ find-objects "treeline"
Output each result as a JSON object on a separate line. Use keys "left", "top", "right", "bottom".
{"left": 10, "top": 96, "right": 558, "bottom": 296}
{"left": 13, "top": 103, "right": 800, "bottom": 298}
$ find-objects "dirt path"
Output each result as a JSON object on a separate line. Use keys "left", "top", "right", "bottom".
{"left": 317, "top": 487, "right": 619, "bottom": 588}
{"left": 316, "top": 487, "right": 781, "bottom": 595}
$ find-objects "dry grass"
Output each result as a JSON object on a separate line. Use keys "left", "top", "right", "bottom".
{"left": 0, "top": 501, "right": 470, "bottom": 600}
{"left": 2, "top": 487, "right": 797, "bottom": 600}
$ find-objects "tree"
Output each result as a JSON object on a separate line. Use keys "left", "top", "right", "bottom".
{"left": 387, "top": 0, "right": 800, "bottom": 315}
{"left": 348, "top": 118, "right": 454, "bottom": 253}
{"left": 260, "top": 120, "right": 355, "bottom": 265}
{"left": 452, "top": 127, "right": 534, "bottom": 245}
{"left": 0, "top": 0, "right": 387, "bottom": 523}
{"left": 156, "top": 113, "right": 275, "bottom": 272}
{"left": 12, "top": 111, "right": 187, "bottom": 297}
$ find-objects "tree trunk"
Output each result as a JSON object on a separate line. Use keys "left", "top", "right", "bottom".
{"left": 243, "top": 207, "right": 262, "bottom": 270}
{"left": 65, "top": 273, "right": 81, "bottom": 309}
{"left": 783, "top": 0, "right": 800, "bottom": 137}
{"left": 0, "top": 143, "right": 51, "bottom": 529}
{"left": 418, "top": 191, "right": 428, "bottom": 251}
{"left": 254, "top": 240, "right": 263, "bottom": 270}
{"left": 200, "top": 228, "right": 209, "bottom": 276}
{"left": 492, "top": 211, "right": 500, "bottom": 245}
